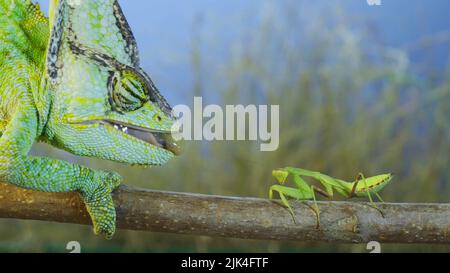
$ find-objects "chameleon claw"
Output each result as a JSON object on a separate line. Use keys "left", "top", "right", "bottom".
{"left": 86, "top": 195, "right": 117, "bottom": 239}
{"left": 94, "top": 223, "right": 115, "bottom": 240}
{"left": 81, "top": 171, "right": 120, "bottom": 239}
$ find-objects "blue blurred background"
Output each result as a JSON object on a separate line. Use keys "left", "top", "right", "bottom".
{"left": 0, "top": 0, "right": 448, "bottom": 252}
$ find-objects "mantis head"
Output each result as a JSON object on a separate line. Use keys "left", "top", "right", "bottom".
{"left": 272, "top": 169, "right": 290, "bottom": 184}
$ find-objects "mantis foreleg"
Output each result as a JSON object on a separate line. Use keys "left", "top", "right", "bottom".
{"left": 269, "top": 184, "right": 302, "bottom": 223}
{"left": 269, "top": 184, "right": 322, "bottom": 226}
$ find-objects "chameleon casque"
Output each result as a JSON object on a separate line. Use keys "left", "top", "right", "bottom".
{"left": 0, "top": 0, "right": 180, "bottom": 239}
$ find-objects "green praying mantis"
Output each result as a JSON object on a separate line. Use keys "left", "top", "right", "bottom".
{"left": 269, "top": 167, "right": 393, "bottom": 227}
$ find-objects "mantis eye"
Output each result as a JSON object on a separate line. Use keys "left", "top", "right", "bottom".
{"left": 109, "top": 69, "right": 149, "bottom": 112}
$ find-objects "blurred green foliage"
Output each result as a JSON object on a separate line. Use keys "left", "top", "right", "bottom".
{"left": 0, "top": 4, "right": 449, "bottom": 252}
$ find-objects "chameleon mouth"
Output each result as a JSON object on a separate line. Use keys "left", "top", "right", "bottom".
{"left": 104, "top": 120, "right": 181, "bottom": 156}
{"left": 107, "top": 120, "right": 181, "bottom": 156}
{"left": 79, "top": 120, "right": 181, "bottom": 155}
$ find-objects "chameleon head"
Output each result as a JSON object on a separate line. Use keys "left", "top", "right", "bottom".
{"left": 46, "top": 61, "right": 181, "bottom": 165}
{"left": 44, "top": 0, "right": 181, "bottom": 166}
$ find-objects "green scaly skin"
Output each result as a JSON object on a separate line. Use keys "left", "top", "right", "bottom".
{"left": 0, "top": 0, "right": 180, "bottom": 239}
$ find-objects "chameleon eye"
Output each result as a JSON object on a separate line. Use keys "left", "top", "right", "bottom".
{"left": 153, "top": 113, "right": 163, "bottom": 122}
{"left": 109, "top": 69, "right": 149, "bottom": 112}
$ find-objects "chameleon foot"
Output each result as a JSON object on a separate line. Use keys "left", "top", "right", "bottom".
{"left": 80, "top": 171, "right": 122, "bottom": 239}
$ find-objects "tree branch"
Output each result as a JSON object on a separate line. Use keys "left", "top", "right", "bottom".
{"left": 0, "top": 182, "right": 449, "bottom": 244}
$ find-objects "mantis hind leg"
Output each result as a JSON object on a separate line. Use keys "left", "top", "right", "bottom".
{"left": 375, "top": 192, "right": 385, "bottom": 203}
{"left": 309, "top": 186, "right": 321, "bottom": 229}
